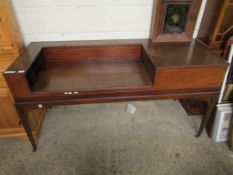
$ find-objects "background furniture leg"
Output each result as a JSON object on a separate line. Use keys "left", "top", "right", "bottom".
{"left": 15, "top": 104, "right": 37, "bottom": 152}
{"left": 229, "top": 113, "right": 233, "bottom": 151}
{"left": 196, "top": 97, "right": 217, "bottom": 137}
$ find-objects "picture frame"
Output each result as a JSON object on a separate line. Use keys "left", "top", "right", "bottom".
{"left": 211, "top": 103, "right": 233, "bottom": 143}
{"left": 150, "top": 0, "right": 202, "bottom": 42}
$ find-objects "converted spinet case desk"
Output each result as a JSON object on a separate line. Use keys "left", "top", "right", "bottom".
{"left": 4, "top": 39, "right": 228, "bottom": 151}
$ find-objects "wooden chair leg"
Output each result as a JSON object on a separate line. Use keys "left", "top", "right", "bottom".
{"left": 15, "top": 104, "right": 37, "bottom": 152}
{"left": 196, "top": 97, "right": 217, "bottom": 137}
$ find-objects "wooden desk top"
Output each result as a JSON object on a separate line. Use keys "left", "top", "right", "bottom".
{"left": 147, "top": 40, "right": 226, "bottom": 67}
{"left": 4, "top": 39, "right": 228, "bottom": 101}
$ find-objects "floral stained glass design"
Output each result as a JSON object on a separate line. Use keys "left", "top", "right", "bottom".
{"left": 163, "top": 4, "right": 190, "bottom": 33}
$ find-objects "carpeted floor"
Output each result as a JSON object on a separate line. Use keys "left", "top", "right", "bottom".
{"left": 0, "top": 100, "right": 233, "bottom": 175}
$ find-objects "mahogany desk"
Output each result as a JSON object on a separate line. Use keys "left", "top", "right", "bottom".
{"left": 4, "top": 39, "right": 228, "bottom": 151}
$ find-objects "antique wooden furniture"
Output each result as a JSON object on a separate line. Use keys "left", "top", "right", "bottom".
{"left": 0, "top": 0, "right": 46, "bottom": 139}
{"left": 150, "top": 0, "right": 202, "bottom": 42}
{"left": 4, "top": 39, "right": 227, "bottom": 151}
{"left": 198, "top": 0, "right": 233, "bottom": 55}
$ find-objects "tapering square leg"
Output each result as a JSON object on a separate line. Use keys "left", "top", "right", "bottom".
{"left": 196, "top": 97, "right": 217, "bottom": 137}
{"left": 15, "top": 104, "right": 37, "bottom": 152}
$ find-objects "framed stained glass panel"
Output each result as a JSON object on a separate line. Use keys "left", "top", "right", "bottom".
{"left": 150, "top": 0, "right": 202, "bottom": 42}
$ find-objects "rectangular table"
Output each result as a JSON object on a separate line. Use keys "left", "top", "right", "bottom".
{"left": 4, "top": 39, "right": 228, "bottom": 151}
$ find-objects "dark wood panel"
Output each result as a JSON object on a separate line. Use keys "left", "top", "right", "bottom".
{"left": 179, "top": 99, "right": 205, "bottom": 115}
{"left": 154, "top": 66, "right": 227, "bottom": 90}
{"left": 140, "top": 48, "right": 156, "bottom": 83}
{"left": 43, "top": 45, "right": 141, "bottom": 63}
{"left": 4, "top": 74, "right": 31, "bottom": 99}
{"left": 17, "top": 91, "right": 219, "bottom": 107}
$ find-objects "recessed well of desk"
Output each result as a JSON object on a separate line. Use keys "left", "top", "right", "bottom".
{"left": 27, "top": 44, "right": 155, "bottom": 92}
{"left": 4, "top": 40, "right": 228, "bottom": 101}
